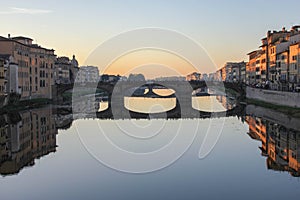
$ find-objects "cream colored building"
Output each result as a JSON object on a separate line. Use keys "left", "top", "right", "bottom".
{"left": 76, "top": 66, "right": 99, "bottom": 84}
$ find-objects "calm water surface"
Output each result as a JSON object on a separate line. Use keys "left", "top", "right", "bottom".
{"left": 1, "top": 96, "right": 300, "bottom": 200}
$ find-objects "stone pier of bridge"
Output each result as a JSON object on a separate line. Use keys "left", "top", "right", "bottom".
{"left": 109, "top": 81, "right": 197, "bottom": 118}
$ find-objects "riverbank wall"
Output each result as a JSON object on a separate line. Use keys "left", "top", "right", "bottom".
{"left": 246, "top": 87, "right": 300, "bottom": 108}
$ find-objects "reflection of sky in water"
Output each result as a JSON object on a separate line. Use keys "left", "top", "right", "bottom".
{"left": 192, "top": 96, "right": 227, "bottom": 112}
{"left": 1, "top": 117, "right": 300, "bottom": 200}
{"left": 124, "top": 97, "right": 177, "bottom": 113}
{"left": 99, "top": 94, "right": 231, "bottom": 113}
{"left": 152, "top": 89, "right": 175, "bottom": 96}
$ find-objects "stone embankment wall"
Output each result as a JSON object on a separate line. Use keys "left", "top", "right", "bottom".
{"left": 246, "top": 87, "right": 300, "bottom": 108}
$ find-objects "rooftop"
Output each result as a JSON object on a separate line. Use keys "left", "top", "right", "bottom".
{"left": 0, "top": 35, "right": 55, "bottom": 52}
{"left": 11, "top": 36, "right": 33, "bottom": 41}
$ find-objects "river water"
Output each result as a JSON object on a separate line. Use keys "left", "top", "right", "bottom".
{"left": 0, "top": 95, "right": 300, "bottom": 200}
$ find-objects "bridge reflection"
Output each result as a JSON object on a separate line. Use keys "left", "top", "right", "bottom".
{"left": 1, "top": 104, "right": 300, "bottom": 178}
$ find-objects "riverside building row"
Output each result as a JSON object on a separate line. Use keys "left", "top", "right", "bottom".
{"left": 247, "top": 26, "right": 300, "bottom": 91}
{"left": 0, "top": 34, "right": 79, "bottom": 106}
{"left": 209, "top": 25, "right": 300, "bottom": 92}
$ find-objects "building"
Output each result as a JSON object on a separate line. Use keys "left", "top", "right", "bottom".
{"left": 215, "top": 70, "right": 222, "bottom": 81}
{"left": 247, "top": 50, "right": 261, "bottom": 85}
{"left": 54, "top": 55, "right": 79, "bottom": 84}
{"left": 247, "top": 26, "right": 300, "bottom": 90}
{"left": 0, "top": 55, "right": 19, "bottom": 107}
{"left": 240, "top": 62, "right": 246, "bottom": 83}
{"left": 201, "top": 73, "right": 208, "bottom": 81}
{"left": 277, "top": 50, "right": 289, "bottom": 90}
{"left": 289, "top": 43, "right": 300, "bottom": 90}
{"left": 155, "top": 76, "right": 185, "bottom": 82}
{"left": 218, "top": 62, "right": 246, "bottom": 83}
{"left": 99, "top": 74, "right": 121, "bottom": 82}
{"left": 0, "top": 58, "right": 8, "bottom": 107}
{"left": 268, "top": 37, "right": 290, "bottom": 84}
{"left": 0, "top": 34, "right": 56, "bottom": 99}
{"left": 75, "top": 66, "right": 99, "bottom": 84}
{"left": 186, "top": 72, "right": 201, "bottom": 81}
{"left": 1, "top": 55, "right": 19, "bottom": 94}
{"left": 127, "top": 73, "right": 145, "bottom": 82}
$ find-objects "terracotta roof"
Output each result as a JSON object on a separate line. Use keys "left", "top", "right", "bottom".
{"left": 11, "top": 36, "right": 33, "bottom": 41}
{"left": 0, "top": 35, "right": 55, "bottom": 52}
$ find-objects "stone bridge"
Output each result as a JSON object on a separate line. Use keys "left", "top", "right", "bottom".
{"left": 54, "top": 80, "right": 245, "bottom": 97}
{"left": 54, "top": 80, "right": 245, "bottom": 118}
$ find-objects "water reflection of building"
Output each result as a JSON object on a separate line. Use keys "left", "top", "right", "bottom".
{"left": 215, "top": 95, "right": 235, "bottom": 110}
{"left": 0, "top": 107, "right": 57, "bottom": 176}
{"left": 245, "top": 115, "right": 300, "bottom": 177}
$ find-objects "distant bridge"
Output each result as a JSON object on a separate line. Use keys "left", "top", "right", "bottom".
{"left": 54, "top": 80, "right": 245, "bottom": 97}
{"left": 54, "top": 80, "right": 245, "bottom": 119}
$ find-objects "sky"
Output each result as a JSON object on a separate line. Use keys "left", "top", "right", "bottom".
{"left": 1, "top": 0, "right": 300, "bottom": 78}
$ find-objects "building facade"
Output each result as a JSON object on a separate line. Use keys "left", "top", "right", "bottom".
{"left": 0, "top": 58, "right": 8, "bottom": 106}
{"left": 218, "top": 62, "right": 246, "bottom": 83}
{"left": 246, "top": 26, "right": 300, "bottom": 90}
{"left": 0, "top": 35, "right": 56, "bottom": 99}
{"left": 289, "top": 43, "right": 300, "bottom": 90}
{"left": 75, "top": 66, "right": 99, "bottom": 84}
{"left": 186, "top": 72, "right": 201, "bottom": 81}
{"left": 54, "top": 55, "right": 79, "bottom": 84}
